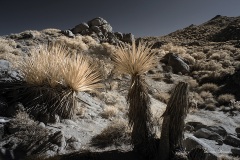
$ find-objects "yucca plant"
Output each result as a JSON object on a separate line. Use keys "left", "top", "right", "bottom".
{"left": 158, "top": 82, "right": 189, "bottom": 160}
{"left": 1, "top": 43, "right": 102, "bottom": 119}
{"left": 112, "top": 40, "right": 157, "bottom": 158}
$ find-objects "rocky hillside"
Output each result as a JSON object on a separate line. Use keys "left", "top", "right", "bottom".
{"left": 0, "top": 16, "right": 240, "bottom": 160}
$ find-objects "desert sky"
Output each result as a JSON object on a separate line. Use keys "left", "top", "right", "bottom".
{"left": 0, "top": 0, "right": 240, "bottom": 37}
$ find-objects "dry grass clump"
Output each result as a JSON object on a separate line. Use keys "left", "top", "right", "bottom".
{"left": 180, "top": 54, "right": 195, "bottom": 65}
{"left": 218, "top": 94, "right": 235, "bottom": 106}
{"left": 209, "top": 51, "right": 229, "bottom": 61}
{"left": 191, "top": 52, "right": 206, "bottom": 60}
{"left": 186, "top": 79, "right": 199, "bottom": 90}
{"left": 153, "top": 92, "right": 170, "bottom": 104}
{"left": 91, "top": 119, "right": 130, "bottom": 148}
{"left": 161, "top": 43, "right": 187, "bottom": 54}
{"left": 4, "top": 44, "right": 102, "bottom": 119}
{"left": 199, "top": 83, "right": 219, "bottom": 92}
{"left": 189, "top": 92, "right": 204, "bottom": 108}
{"left": 199, "top": 91, "right": 213, "bottom": 100}
{"left": 56, "top": 36, "right": 89, "bottom": 51}
{"left": 101, "top": 106, "right": 118, "bottom": 119}
{"left": 41, "top": 28, "right": 61, "bottom": 36}
{"left": 9, "top": 110, "right": 49, "bottom": 141}
{"left": 204, "top": 60, "right": 223, "bottom": 71}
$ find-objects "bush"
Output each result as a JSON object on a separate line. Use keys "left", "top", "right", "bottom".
{"left": 91, "top": 119, "right": 130, "bottom": 148}
{"left": 199, "top": 83, "right": 219, "bottom": 92}
{"left": 2, "top": 44, "right": 102, "bottom": 119}
{"left": 101, "top": 106, "right": 118, "bottom": 119}
{"left": 218, "top": 94, "right": 235, "bottom": 106}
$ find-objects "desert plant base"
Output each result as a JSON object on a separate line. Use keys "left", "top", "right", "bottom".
{"left": 127, "top": 75, "right": 156, "bottom": 158}
{"left": 0, "top": 80, "right": 77, "bottom": 119}
{"left": 159, "top": 82, "right": 189, "bottom": 159}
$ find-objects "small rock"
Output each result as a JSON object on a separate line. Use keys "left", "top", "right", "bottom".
{"left": 61, "top": 119, "right": 77, "bottom": 126}
{"left": 61, "top": 30, "right": 74, "bottom": 38}
{"left": 235, "top": 127, "right": 240, "bottom": 134}
{"left": 68, "top": 142, "right": 81, "bottom": 150}
{"left": 101, "top": 24, "right": 113, "bottom": 33}
{"left": 50, "top": 144, "right": 59, "bottom": 152}
{"left": 122, "top": 33, "right": 134, "bottom": 43}
{"left": 216, "top": 139, "right": 223, "bottom": 145}
{"left": 114, "top": 32, "right": 123, "bottom": 40}
{"left": 194, "top": 128, "right": 222, "bottom": 141}
{"left": 91, "top": 26, "right": 102, "bottom": 33}
{"left": 49, "top": 114, "right": 60, "bottom": 124}
{"left": 224, "top": 135, "right": 240, "bottom": 147}
{"left": 67, "top": 136, "right": 80, "bottom": 143}
{"left": 231, "top": 148, "right": 240, "bottom": 156}
{"left": 184, "top": 135, "right": 218, "bottom": 160}
{"left": 206, "top": 126, "right": 227, "bottom": 137}
{"left": 89, "top": 17, "right": 108, "bottom": 26}
{"left": 186, "top": 122, "right": 206, "bottom": 131}
{"left": 38, "top": 122, "right": 45, "bottom": 128}
{"left": 185, "top": 124, "right": 194, "bottom": 132}
{"left": 72, "top": 23, "right": 89, "bottom": 34}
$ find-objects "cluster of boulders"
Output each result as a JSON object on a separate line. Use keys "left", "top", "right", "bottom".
{"left": 62, "top": 17, "right": 134, "bottom": 44}
{"left": 184, "top": 121, "right": 240, "bottom": 158}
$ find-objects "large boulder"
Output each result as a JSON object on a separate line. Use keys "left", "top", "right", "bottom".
{"left": 88, "top": 17, "right": 108, "bottom": 26}
{"left": 72, "top": 23, "right": 89, "bottom": 34}
{"left": 161, "top": 53, "right": 190, "bottom": 74}
{"left": 122, "top": 33, "right": 134, "bottom": 43}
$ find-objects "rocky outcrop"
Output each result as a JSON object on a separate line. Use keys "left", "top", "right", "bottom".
{"left": 71, "top": 17, "right": 134, "bottom": 44}
{"left": 165, "top": 15, "right": 240, "bottom": 43}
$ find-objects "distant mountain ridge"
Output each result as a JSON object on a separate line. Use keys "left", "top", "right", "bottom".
{"left": 166, "top": 15, "right": 240, "bottom": 42}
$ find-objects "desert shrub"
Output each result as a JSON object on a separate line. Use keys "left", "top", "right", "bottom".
{"left": 189, "top": 92, "right": 204, "bottom": 108}
{"left": 233, "top": 61, "right": 240, "bottom": 69}
{"left": 56, "top": 35, "right": 89, "bottom": 51}
{"left": 91, "top": 119, "right": 130, "bottom": 147}
{"left": 101, "top": 106, "right": 118, "bottom": 119}
{"left": 161, "top": 43, "right": 187, "bottom": 54}
{"left": 218, "top": 94, "right": 235, "bottom": 106}
{"left": 205, "top": 103, "right": 216, "bottom": 111}
{"left": 2, "top": 44, "right": 102, "bottom": 119}
{"left": 221, "top": 60, "right": 232, "bottom": 68}
{"left": 191, "top": 52, "right": 206, "bottom": 60}
{"left": 41, "top": 28, "right": 61, "bottom": 36}
{"left": 180, "top": 54, "right": 195, "bottom": 65}
{"left": 199, "top": 83, "right": 219, "bottom": 92}
{"left": 187, "top": 79, "right": 199, "bottom": 90}
{"left": 199, "top": 91, "right": 213, "bottom": 100}
{"left": 153, "top": 92, "right": 170, "bottom": 103}
{"left": 9, "top": 110, "right": 49, "bottom": 142}
{"left": 204, "top": 60, "right": 223, "bottom": 71}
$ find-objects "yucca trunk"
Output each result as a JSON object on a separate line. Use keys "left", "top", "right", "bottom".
{"left": 127, "top": 74, "right": 156, "bottom": 158}
{"left": 158, "top": 82, "right": 189, "bottom": 159}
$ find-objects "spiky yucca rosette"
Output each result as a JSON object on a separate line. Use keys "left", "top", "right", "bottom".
{"left": 112, "top": 41, "right": 157, "bottom": 158}
{"left": 1, "top": 44, "right": 102, "bottom": 119}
